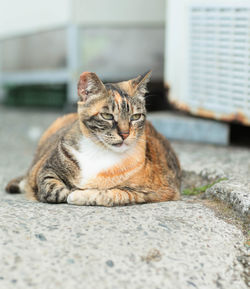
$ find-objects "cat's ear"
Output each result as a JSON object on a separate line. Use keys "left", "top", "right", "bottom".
{"left": 78, "top": 72, "right": 106, "bottom": 102}
{"left": 131, "top": 70, "right": 152, "bottom": 96}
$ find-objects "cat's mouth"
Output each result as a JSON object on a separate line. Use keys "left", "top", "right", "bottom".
{"left": 110, "top": 141, "right": 131, "bottom": 152}
{"left": 112, "top": 142, "right": 124, "bottom": 147}
{"left": 98, "top": 136, "right": 130, "bottom": 152}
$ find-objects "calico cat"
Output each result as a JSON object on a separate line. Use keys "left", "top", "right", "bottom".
{"left": 5, "top": 71, "right": 181, "bottom": 206}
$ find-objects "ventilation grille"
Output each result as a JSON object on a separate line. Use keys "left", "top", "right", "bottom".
{"left": 189, "top": 6, "right": 250, "bottom": 118}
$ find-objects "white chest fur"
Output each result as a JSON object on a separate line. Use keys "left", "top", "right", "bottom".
{"left": 70, "top": 137, "right": 129, "bottom": 186}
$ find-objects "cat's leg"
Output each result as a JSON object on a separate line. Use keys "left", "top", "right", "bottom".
{"left": 67, "top": 188, "right": 143, "bottom": 206}
{"left": 37, "top": 172, "right": 70, "bottom": 203}
{"left": 67, "top": 186, "right": 178, "bottom": 206}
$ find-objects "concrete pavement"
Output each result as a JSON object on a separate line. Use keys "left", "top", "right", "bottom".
{"left": 0, "top": 106, "right": 249, "bottom": 289}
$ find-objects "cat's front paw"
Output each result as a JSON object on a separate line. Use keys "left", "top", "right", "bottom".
{"left": 67, "top": 189, "right": 112, "bottom": 206}
{"left": 67, "top": 190, "right": 94, "bottom": 205}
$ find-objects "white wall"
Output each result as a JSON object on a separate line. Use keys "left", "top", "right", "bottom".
{"left": 0, "top": 0, "right": 165, "bottom": 39}
{"left": 73, "top": 0, "right": 165, "bottom": 26}
{"left": 0, "top": 0, "right": 71, "bottom": 39}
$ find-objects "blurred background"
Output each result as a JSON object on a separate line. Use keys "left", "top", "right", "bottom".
{"left": 0, "top": 0, "right": 250, "bottom": 146}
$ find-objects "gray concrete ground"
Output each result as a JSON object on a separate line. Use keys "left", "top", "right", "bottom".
{"left": 0, "top": 106, "right": 249, "bottom": 289}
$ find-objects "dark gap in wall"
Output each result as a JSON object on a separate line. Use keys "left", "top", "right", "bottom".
{"left": 3, "top": 84, "right": 67, "bottom": 108}
{"left": 230, "top": 123, "right": 250, "bottom": 147}
{"left": 145, "top": 81, "right": 169, "bottom": 112}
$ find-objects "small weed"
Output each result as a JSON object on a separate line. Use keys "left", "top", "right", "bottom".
{"left": 245, "top": 231, "right": 250, "bottom": 248}
{"left": 182, "top": 178, "right": 228, "bottom": 196}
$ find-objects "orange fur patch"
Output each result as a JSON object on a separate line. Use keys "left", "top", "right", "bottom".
{"left": 39, "top": 113, "right": 78, "bottom": 146}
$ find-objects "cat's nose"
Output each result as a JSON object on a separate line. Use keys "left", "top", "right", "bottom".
{"left": 119, "top": 131, "right": 129, "bottom": 140}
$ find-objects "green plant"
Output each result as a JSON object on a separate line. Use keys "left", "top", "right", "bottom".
{"left": 245, "top": 231, "right": 250, "bottom": 248}
{"left": 182, "top": 178, "right": 228, "bottom": 196}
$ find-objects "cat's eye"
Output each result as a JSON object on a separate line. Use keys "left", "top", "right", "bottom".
{"left": 100, "top": 113, "right": 114, "bottom": 120}
{"left": 131, "top": 114, "right": 142, "bottom": 121}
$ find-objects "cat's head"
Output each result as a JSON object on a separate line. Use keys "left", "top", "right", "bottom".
{"left": 77, "top": 71, "right": 151, "bottom": 152}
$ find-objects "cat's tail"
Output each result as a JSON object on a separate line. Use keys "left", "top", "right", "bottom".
{"left": 5, "top": 176, "right": 25, "bottom": 194}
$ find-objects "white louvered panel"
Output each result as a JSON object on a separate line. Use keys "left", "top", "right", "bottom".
{"left": 188, "top": 5, "right": 250, "bottom": 119}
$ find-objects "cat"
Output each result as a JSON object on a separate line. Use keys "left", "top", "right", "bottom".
{"left": 5, "top": 71, "right": 181, "bottom": 206}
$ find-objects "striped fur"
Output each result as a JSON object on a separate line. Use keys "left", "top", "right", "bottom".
{"left": 5, "top": 71, "right": 181, "bottom": 206}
